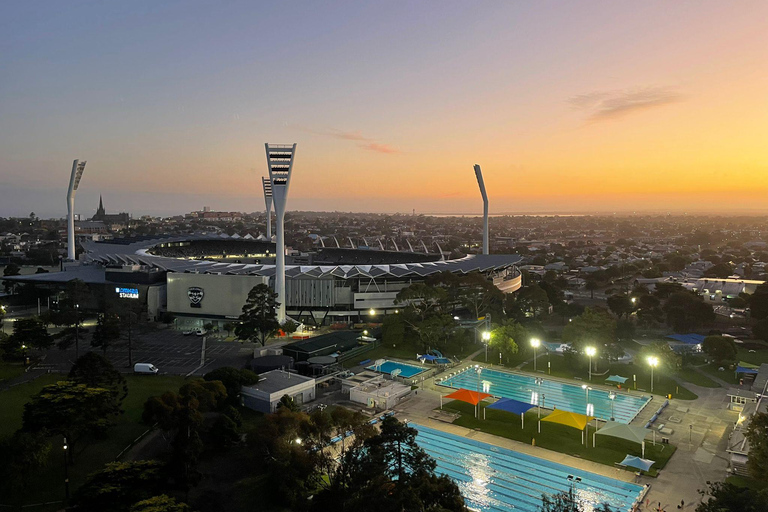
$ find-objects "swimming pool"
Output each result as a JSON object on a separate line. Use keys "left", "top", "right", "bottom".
{"left": 413, "top": 423, "right": 645, "bottom": 512}
{"left": 438, "top": 367, "right": 650, "bottom": 424}
{"left": 367, "top": 359, "right": 427, "bottom": 378}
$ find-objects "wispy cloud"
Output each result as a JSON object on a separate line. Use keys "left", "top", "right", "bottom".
{"left": 569, "top": 86, "right": 684, "bottom": 121}
{"left": 298, "top": 126, "right": 399, "bottom": 154}
{"left": 361, "top": 142, "right": 398, "bottom": 154}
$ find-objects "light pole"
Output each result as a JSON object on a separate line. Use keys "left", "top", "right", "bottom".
{"left": 74, "top": 303, "right": 80, "bottom": 360}
{"left": 582, "top": 384, "right": 591, "bottom": 412}
{"left": 535, "top": 377, "right": 543, "bottom": 432}
{"left": 531, "top": 338, "right": 540, "bottom": 372}
{"left": 647, "top": 356, "right": 659, "bottom": 393}
{"left": 608, "top": 391, "right": 616, "bottom": 421}
{"left": 474, "top": 365, "right": 482, "bottom": 418}
{"left": 21, "top": 344, "right": 27, "bottom": 366}
{"left": 482, "top": 330, "right": 491, "bottom": 362}
{"left": 585, "top": 346, "right": 596, "bottom": 381}
{"left": 63, "top": 436, "right": 70, "bottom": 500}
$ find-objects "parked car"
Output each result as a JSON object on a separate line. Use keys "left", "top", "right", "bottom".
{"left": 195, "top": 329, "right": 206, "bottom": 336}
{"left": 182, "top": 329, "right": 194, "bottom": 336}
{"left": 134, "top": 363, "right": 159, "bottom": 375}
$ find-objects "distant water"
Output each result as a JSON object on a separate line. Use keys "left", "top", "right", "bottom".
{"left": 425, "top": 213, "right": 587, "bottom": 217}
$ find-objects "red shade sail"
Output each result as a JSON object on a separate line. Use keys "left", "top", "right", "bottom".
{"left": 444, "top": 388, "right": 492, "bottom": 406}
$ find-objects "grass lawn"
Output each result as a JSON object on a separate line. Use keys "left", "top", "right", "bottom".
{"left": 344, "top": 338, "right": 481, "bottom": 368}
{"left": 0, "top": 362, "right": 26, "bottom": 385}
{"left": 725, "top": 474, "right": 768, "bottom": 490}
{"left": 676, "top": 368, "right": 720, "bottom": 388}
{"left": 512, "top": 354, "right": 698, "bottom": 400}
{"left": 0, "top": 373, "right": 187, "bottom": 509}
{"left": 443, "top": 401, "right": 676, "bottom": 478}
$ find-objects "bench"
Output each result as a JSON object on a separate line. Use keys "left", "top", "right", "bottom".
{"left": 359, "top": 359, "right": 371, "bottom": 366}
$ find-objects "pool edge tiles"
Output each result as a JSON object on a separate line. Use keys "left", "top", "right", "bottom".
{"left": 411, "top": 422, "right": 646, "bottom": 512}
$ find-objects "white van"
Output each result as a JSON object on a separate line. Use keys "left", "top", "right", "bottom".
{"left": 133, "top": 363, "right": 159, "bottom": 374}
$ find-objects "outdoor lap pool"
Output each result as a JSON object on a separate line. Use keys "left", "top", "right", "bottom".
{"left": 438, "top": 367, "right": 650, "bottom": 424}
{"left": 367, "top": 359, "right": 427, "bottom": 378}
{"left": 413, "top": 423, "right": 645, "bottom": 512}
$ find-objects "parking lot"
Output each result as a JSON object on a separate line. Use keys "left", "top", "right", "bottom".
{"left": 40, "top": 327, "right": 256, "bottom": 376}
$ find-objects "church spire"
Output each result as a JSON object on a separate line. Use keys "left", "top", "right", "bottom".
{"left": 95, "top": 195, "right": 105, "bottom": 219}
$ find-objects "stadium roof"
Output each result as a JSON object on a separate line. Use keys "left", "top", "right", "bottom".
{"left": 80, "top": 235, "right": 522, "bottom": 279}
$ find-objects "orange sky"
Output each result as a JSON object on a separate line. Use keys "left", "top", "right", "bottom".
{"left": 0, "top": 1, "right": 766, "bottom": 216}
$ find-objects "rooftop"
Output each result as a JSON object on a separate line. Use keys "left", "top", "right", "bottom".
{"left": 244, "top": 369, "right": 314, "bottom": 394}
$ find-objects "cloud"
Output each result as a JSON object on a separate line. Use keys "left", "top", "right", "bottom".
{"left": 569, "top": 86, "right": 684, "bottom": 121}
{"left": 298, "top": 126, "right": 398, "bottom": 154}
{"left": 360, "top": 142, "right": 398, "bottom": 154}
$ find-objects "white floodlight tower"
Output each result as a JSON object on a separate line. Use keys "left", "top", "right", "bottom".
{"left": 66, "top": 159, "right": 87, "bottom": 261}
{"left": 265, "top": 143, "right": 297, "bottom": 324}
{"left": 262, "top": 177, "right": 273, "bottom": 240}
{"left": 473, "top": 164, "right": 489, "bottom": 255}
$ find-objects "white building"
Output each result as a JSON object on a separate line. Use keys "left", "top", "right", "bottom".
{"left": 240, "top": 369, "right": 316, "bottom": 413}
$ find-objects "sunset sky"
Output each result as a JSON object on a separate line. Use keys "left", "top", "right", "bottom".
{"left": 1, "top": 1, "right": 766, "bottom": 218}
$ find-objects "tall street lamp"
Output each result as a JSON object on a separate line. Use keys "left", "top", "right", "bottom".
{"left": 531, "top": 338, "right": 541, "bottom": 372}
{"left": 63, "top": 436, "right": 70, "bottom": 500}
{"left": 585, "top": 346, "right": 596, "bottom": 381}
{"left": 535, "top": 377, "right": 543, "bottom": 432}
{"left": 647, "top": 356, "right": 659, "bottom": 393}
{"left": 482, "top": 331, "right": 491, "bottom": 362}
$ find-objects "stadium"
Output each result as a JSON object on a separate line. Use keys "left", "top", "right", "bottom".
{"left": 5, "top": 234, "right": 522, "bottom": 331}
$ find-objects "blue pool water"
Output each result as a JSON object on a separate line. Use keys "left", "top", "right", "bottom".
{"left": 439, "top": 367, "right": 650, "bottom": 424}
{"left": 413, "top": 423, "right": 645, "bottom": 512}
{"left": 367, "top": 360, "right": 426, "bottom": 378}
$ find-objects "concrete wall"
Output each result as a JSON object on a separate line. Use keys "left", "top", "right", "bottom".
{"left": 167, "top": 273, "right": 269, "bottom": 318}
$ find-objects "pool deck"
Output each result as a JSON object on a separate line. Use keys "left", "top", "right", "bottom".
{"left": 397, "top": 354, "right": 735, "bottom": 511}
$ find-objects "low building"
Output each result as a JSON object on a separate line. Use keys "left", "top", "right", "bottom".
{"left": 240, "top": 369, "right": 316, "bottom": 413}
{"left": 348, "top": 374, "right": 412, "bottom": 410}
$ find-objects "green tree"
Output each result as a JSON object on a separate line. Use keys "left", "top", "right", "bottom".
{"left": 278, "top": 394, "right": 301, "bottom": 412}
{"left": 754, "top": 318, "right": 768, "bottom": 342}
{"left": 745, "top": 412, "right": 768, "bottom": 481}
{"left": 208, "top": 414, "right": 241, "bottom": 449}
{"left": 3, "top": 316, "right": 52, "bottom": 355}
{"left": 561, "top": 308, "right": 617, "bottom": 354}
{"left": 639, "top": 341, "right": 680, "bottom": 374}
{"left": 203, "top": 366, "right": 259, "bottom": 405}
{"left": 52, "top": 279, "right": 90, "bottom": 358}
{"left": 2, "top": 262, "right": 20, "bottom": 293}
{"left": 69, "top": 351, "right": 128, "bottom": 405}
{"left": 606, "top": 294, "right": 633, "bottom": 318}
{"left": 696, "top": 481, "right": 768, "bottom": 512}
{"left": 0, "top": 431, "right": 51, "bottom": 496}
{"left": 585, "top": 280, "right": 599, "bottom": 299}
{"left": 663, "top": 292, "right": 715, "bottom": 332}
{"left": 234, "top": 284, "right": 280, "bottom": 346}
{"left": 381, "top": 313, "right": 405, "bottom": 346}
{"left": 91, "top": 312, "right": 122, "bottom": 354}
{"left": 749, "top": 283, "right": 768, "bottom": 320}
{"left": 73, "top": 460, "right": 166, "bottom": 512}
{"left": 22, "top": 381, "right": 121, "bottom": 460}
{"left": 516, "top": 284, "right": 550, "bottom": 319}
{"left": 489, "top": 320, "right": 525, "bottom": 364}
{"left": 395, "top": 282, "right": 449, "bottom": 322}
{"left": 701, "top": 335, "right": 738, "bottom": 363}
{"left": 704, "top": 262, "right": 733, "bottom": 278}
{"left": 129, "top": 495, "right": 191, "bottom": 512}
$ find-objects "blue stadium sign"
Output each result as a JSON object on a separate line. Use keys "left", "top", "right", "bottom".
{"left": 115, "top": 287, "right": 139, "bottom": 299}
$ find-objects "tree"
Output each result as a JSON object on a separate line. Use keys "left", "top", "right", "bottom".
{"left": 203, "top": 366, "right": 259, "bottom": 405}
{"left": 638, "top": 341, "right": 679, "bottom": 373}
{"left": 562, "top": 308, "right": 617, "bottom": 354}
{"left": 2, "top": 316, "right": 52, "bottom": 357}
{"left": 585, "top": 280, "right": 599, "bottom": 299}
{"left": 91, "top": 312, "right": 122, "bottom": 354}
{"left": 516, "top": 284, "right": 550, "bottom": 319}
{"left": 22, "top": 381, "right": 121, "bottom": 460}
{"left": 69, "top": 352, "right": 128, "bottom": 405}
{"left": 208, "top": 414, "right": 241, "bottom": 449}
{"left": 745, "top": 412, "right": 768, "bottom": 481}
{"left": 696, "top": 481, "right": 768, "bottom": 512}
{"left": 235, "top": 284, "right": 280, "bottom": 346}
{"left": 663, "top": 292, "right": 715, "bottom": 332}
{"left": 606, "top": 294, "right": 633, "bottom": 318}
{"left": 704, "top": 262, "right": 733, "bottom": 278}
{"left": 750, "top": 283, "right": 768, "bottom": 320}
{"left": 52, "top": 279, "right": 90, "bottom": 358}
{"left": 339, "top": 416, "right": 466, "bottom": 512}
{"left": 701, "top": 335, "right": 737, "bottom": 363}
{"left": 2, "top": 262, "right": 20, "bottom": 293}
{"left": 489, "top": 320, "right": 525, "bottom": 364}
{"left": 381, "top": 313, "right": 405, "bottom": 346}
{"left": 72, "top": 460, "right": 166, "bottom": 512}
{"left": 129, "top": 495, "right": 192, "bottom": 512}
{"left": 395, "top": 282, "right": 449, "bottom": 322}
{"left": 754, "top": 318, "right": 768, "bottom": 342}
{"left": 0, "top": 431, "right": 51, "bottom": 495}
{"left": 278, "top": 394, "right": 301, "bottom": 412}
